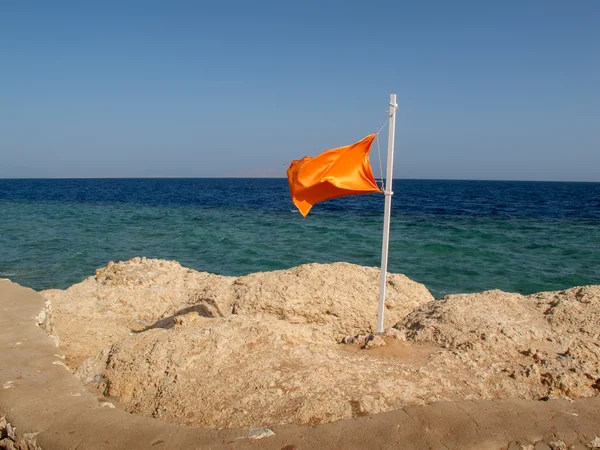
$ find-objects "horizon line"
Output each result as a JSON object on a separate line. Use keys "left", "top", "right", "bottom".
{"left": 1, "top": 176, "right": 599, "bottom": 183}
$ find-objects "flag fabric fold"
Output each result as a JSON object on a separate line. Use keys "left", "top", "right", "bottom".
{"left": 287, "top": 134, "right": 382, "bottom": 217}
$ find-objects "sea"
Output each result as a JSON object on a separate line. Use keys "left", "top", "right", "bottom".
{"left": 0, "top": 178, "right": 599, "bottom": 298}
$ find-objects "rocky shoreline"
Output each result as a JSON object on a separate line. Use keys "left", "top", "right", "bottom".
{"left": 40, "top": 258, "right": 600, "bottom": 430}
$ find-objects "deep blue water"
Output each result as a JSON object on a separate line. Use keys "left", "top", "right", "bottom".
{"left": 1, "top": 178, "right": 599, "bottom": 298}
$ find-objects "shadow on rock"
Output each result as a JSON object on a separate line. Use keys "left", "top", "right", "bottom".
{"left": 134, "top": 299, "right": 224, "bottom": 332}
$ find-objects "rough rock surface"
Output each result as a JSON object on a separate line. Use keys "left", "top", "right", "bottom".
{"left": 41, "top": 259, "right": 600, "bottom": 430}
{"left": 395, "top": 287, "right": 600, "bottom": 401}
{"left": 78, "top": 316, "right": 442, "bottom": 428}
{"left": 41, "top": 258, "right": 432, "bottom": 367}
{"left": 42, "top": 258, "right": 235, "bottom": 367}
{"left": 0, "top": 415, "right": 42, "bottom": 450}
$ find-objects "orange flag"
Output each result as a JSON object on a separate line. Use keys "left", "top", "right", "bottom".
{"left": 287, "top": 134, "right": 382, "bottom": 217}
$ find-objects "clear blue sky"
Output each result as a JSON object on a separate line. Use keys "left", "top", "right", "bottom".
{"left": 1, "top": 1, "right": 598, "bottom": 180}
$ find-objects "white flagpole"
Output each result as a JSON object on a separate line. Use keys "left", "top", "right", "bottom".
{"left": 377, "top": 94, "right": 398, "bottom": 333}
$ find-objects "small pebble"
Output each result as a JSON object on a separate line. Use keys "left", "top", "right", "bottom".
{"left": 548, "top": 440, "right": 566, "bottom": 450}
{"left": 248, "top": 428, "right": 275, "bottom": 440}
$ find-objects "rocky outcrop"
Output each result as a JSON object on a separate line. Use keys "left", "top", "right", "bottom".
{"left": 393, "top": 287, "right": 600, "bottom": 401}
{"left": 41, "top": 259, "right": 600, "bottom": 430}
{"left": 41, "top": 258, "right": 433, "bottom": 366}
{"left": 41, "top": 258, "right": 236, "bottom": 367}
{"left": 0, "top": 416, "right": 42, "bottom": 450}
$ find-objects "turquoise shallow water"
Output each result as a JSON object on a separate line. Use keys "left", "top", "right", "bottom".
{"left": 1, "top": 178, "right": 599, "bottom": 298}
